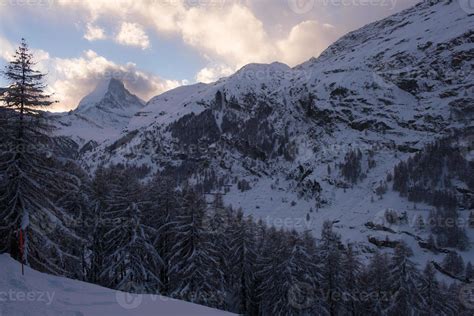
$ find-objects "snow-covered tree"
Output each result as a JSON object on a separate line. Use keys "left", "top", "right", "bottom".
{"left": 386, "top": 242, "right": 423, "bottom": 316}
{"left": 365, "top": 251, "right": 391, "bottom": 314}
{"left": 87, "top": 166, "right": 113, "bottom": 285}
{"left": 0, "top": 38, "right": 82, "bottom": 276}
{"left": 318, "top": 221, "right": 344, "bottom": 315}
{"left": 466, "top": 262, "right": 474, "bottom": 281}
{"left": 145, "top": 175, "right": 179, "bottom": 295}
{"left": 419, "top": 262, "right": 455, "bottom": 315}
{"left": 442, "top": 251, "right": 465, "bottom": 277}
{"left": 342, "top": 244, "right": 363, "bottom": 315}
{"left": 100, "top": 169, "right": 162, "bottom": 292}
{"left": 258, "top": 228, "right": 321, "bottom": 315}
{"left": 431, "top": 206, "right": 469, "bottom": 250}
{"left": 227, "top": 210, "right": 258, "bottom": 314}
{"left": 168, "top": 189, "right": 224, "bottom": 308}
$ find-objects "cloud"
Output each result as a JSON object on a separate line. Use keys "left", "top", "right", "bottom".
{"left": 0, "top": 36, "right": 15, "bottom": 61}
{"left": 0, "top": 36, "right": 179, "bottom": 111}
{"left": 277, "top": 20, "right": 339, "bottom": 66}
{"left": 52, "top": 0, "right": 349, "bottom": 70}
{"left": 179, "top": 4, "right": 275, "bottom": 67}
{"left": 48, "top": 50, "right": 179, "bottom": 111}
{"left": 195, "top": 63, "right": 235, "bottom": 83}
{"left": 84, "top": 23, "right": 107, "bottom": 41}
{"left": 115, "top": 22, "right": 150, "bottom": 50}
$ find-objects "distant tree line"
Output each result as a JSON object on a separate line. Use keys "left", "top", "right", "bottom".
{"left": 393, "top": 136, "right": 474, "bottom": 208}
{"left": 393, "top": 136, "right": 473, "bottom": 250}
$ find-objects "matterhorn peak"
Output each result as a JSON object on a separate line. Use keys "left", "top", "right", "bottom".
{"left": 75, "top": 78, "right": 144, "bottom": 114}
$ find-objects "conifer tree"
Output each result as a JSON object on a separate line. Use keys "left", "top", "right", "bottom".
{"left": 100, "top": 169, "right": 162, "bottom": 292}
{"left": 145, "top": 175, "right": 179, "bottom": 295}
{"left": 442, "top": 251, "right": 465, "bottom": 277}
{"left": 419, "top": 263, "right": 452, "bottom": 315}
{"left": 342, "top": 244, "right": 363, "bottom": 315}
{"left": 466, "top": 262, "right": 474, "bottom": 281}
{"left": 387, "top": 242, "right": 423, "bottom": 316}
{"left": 365, "top": 251, "right": 391, "bottom": 314}
{"left": 168, "top": 189, "right": 224, "bottom": 308}
{"left": 0, "top": 38, "right": 82, "bottom": 275}
{"left": 318, "top": 221, "right": 344, "bottom": 316}
{"left": 227, "top": 210, "right": 258, "bottom": 314}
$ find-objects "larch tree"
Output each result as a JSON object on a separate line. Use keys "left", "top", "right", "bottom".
{"left": 144, "top": 175, "right": 179, "bottom": 296}
{"left": 387, "top": 242, "right": 423, "bottom": 316}
{"left": 0, "top": 38, "right": 82, "bottom": 275}
{"left": 100, "top": 169, "right": 162, "bottom": 292}
{"left": 168, "top": 189, "right": 224, "bottom": 309}
{"left": 227, "top": 210, "right": 258, "bottom": 314}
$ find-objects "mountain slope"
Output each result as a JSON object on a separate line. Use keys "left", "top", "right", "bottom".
{"left": 55, "top": 0, "right": 473, "bottom": 266}
{"left": 0, "top": 254, "right": 234, "bottom": 316}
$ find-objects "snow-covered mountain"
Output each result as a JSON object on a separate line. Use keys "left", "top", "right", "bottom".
{"left": 53, "top": 0, "right": 474, "bottom": 267}
{"left": 51, "top": 78, "right": 145, "bottom": 143}
{"left": 0, "top": 254, "right": 234, "bottom": 316}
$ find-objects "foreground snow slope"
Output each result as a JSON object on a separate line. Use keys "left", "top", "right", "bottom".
{"left": 0, "top": 254, "right": 234, "bottom": 316}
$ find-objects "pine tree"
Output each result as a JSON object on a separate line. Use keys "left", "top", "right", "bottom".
{"left": 259, "top": 229, "right": 321, "bottom": 315}
{"left": 318, "top": 221, "right": 344, "bottom": 316}
{"left": 202, "top": 194, "right": 234, "bottom": 311}
{"left": 431, "top": 206, "right": 469, "bottom": 250}
{"left": 365, "top": 251, "right": 391, "bottom": 314}
{"left": 168, "top": 189, "right": 224, "bottom": 308}
{"left": 0, "top": 38, "right": 82, "bottom": 275}
{"left": 342, "top": 244, "right": 363, "bottom": 315}
{"left": 227, "top": 210, "right": 258, "bottom": 314}
{"left": 100, "top": 169, "right": 162, "bottom": 292}
{"left": 419, "top": 263, "right": 452, "bottom": 315}
{"left": 145, "top": 175, "right": 179, "bottom": 296}
{"left": 87, "top": 166, "right": 112, "bottom": 285}
{"left": 442, "top": 251, "right": 465, "bottom": 277}
{"left": 466, "top": 262, "right": 474, "bottom": 281}
{"left": 54, "top": 160, "right": 92, "bottom": 280}
{"left": 387, "top": 242, "right": 423, "bottom": 316}
{"left": 426, "top": 234, "right": 437, "bottom": 253}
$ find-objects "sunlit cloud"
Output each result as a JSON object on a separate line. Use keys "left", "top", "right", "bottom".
{"left": 115, "top": 22, "right": 150, "bottom": 50}
{"left": 0, "top": 37, "right": 180, "bottom": 112}
{"left": 195, "top": 63, "right": 235, "bottom": 83}
{"left": 84, "top": 22, "right": 107, "bottom": 41}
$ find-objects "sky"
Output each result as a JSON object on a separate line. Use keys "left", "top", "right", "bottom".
{"left": 0, "top": 0, "right": 419, "bottom": 112}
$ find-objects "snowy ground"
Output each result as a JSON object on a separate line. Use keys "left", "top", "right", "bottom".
{"left": 0, "top": 254, "right": 234, "bottom": 316}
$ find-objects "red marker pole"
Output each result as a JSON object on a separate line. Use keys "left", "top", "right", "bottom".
{"left": 19, "top": 229, "right": 24, "bottom": 275}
